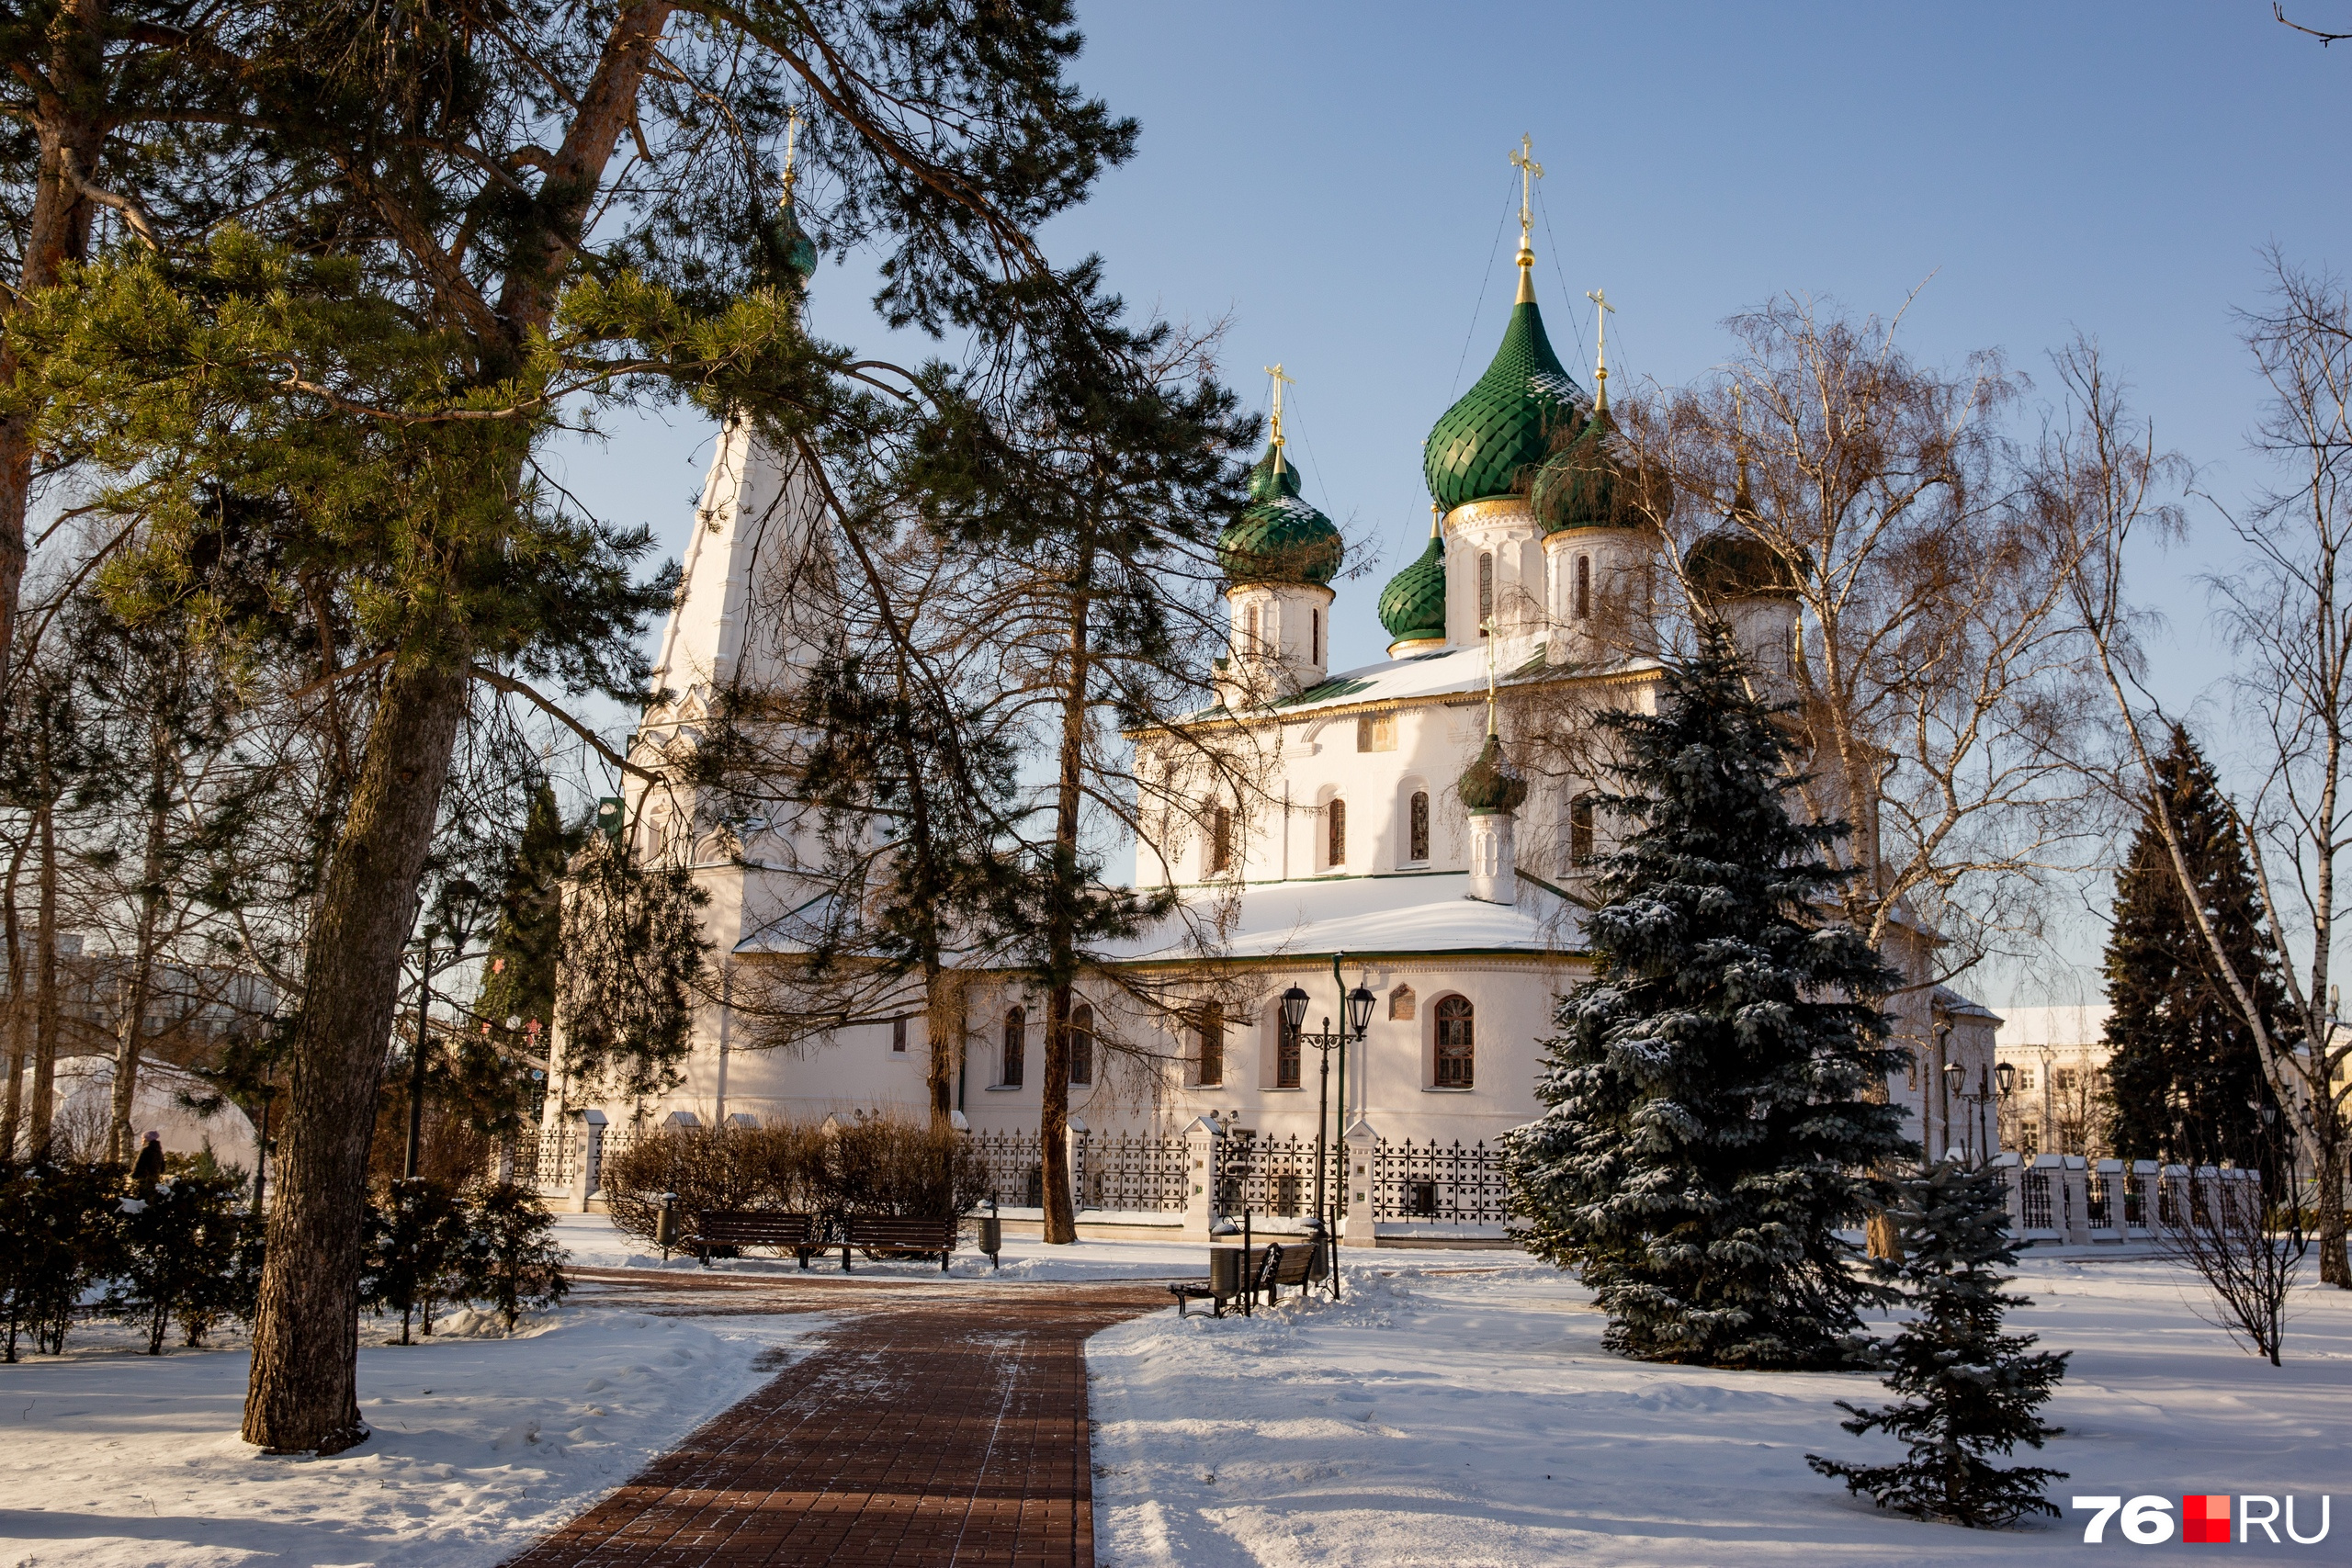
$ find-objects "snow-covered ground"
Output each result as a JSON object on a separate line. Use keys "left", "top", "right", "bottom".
{"left": 0, "top": 1305, "right": 820, "bottom": 1567}
{"left": 1088, "top": 1254, "right": 2352, "bottom": 1565}
{"left": 550, "top": 1208, "right": 1205, "bottom": 1280}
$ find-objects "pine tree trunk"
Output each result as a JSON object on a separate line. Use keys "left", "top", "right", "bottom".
{"left": 28, "top": 787, "right": 60, "bottom": 1158}
{"left": 106, "top": 738, "right": 170, "bottom": 1163}
{"left": 1036, "top": 544, "right": 1096, "bottom": 1247}
{"left": 241, "top": 662, "right": 468, "bottom": 1453}
{"left": 1, "top": 831, "right": 28, "bottom": 1156}
{"left": 0, "top": 0, "right": 106, "bottom": 708}
{"left": 924, "top": 964, "right": 961, "bottom": 1125}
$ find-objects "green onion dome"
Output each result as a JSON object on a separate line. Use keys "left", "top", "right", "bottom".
{"left": 1219, "top": 443, "right": 1342, "bottom": 585}
{"left": 1685, "top": 532, "right": 1801, "bottom": 600}
{"left": 1377, "top": 525, "right": 1448, "bottom": 645}
{"left": 1457, "top": 732, "right": 1529, "bottom": 815}
{"left": 755, "top": 192, "right": 820, "bottom": 287}
{"left": 1423, "top": 298, "right": 1588, "bottom": 512}
{"left": 1530, "top": 406, "right": 1672, "bottom": 533}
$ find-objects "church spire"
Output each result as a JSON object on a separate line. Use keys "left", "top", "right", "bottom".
{"left": 1265, "top": 361, "right": 1295, "bottom": 458}
{"left": 1510, "top": 133, "right": 1544, "bottom": 307}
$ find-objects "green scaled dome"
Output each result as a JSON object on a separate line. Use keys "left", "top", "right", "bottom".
{"left": 1219, "top": 443, "right": 1341, "bottom": 585}
{"left": 1424, "top": 299, "right": 1587, "bottom": 512}
{"left": 1530, "top": 406, "right": 1670, "bottom": 533}
{"left": 1458, "top": 732, "right": 1529, "bottom": 815}
{"left": 1378, "top": 527, "right": 1447, "bottom": 645}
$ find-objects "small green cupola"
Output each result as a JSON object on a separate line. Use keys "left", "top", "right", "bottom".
{"left": 1458, "top": 731, "right": 1529, "bottom": 815}
{"left": 755, "top": 108, "right": 820, "bottom": 288}
{"left": 1422, "top": 165, "right": 1586, "bottom": 513}
{"left": 1378, "top": 506, "right": 1449, "bottom": 651}
{"left": 1219, "top": 441, "right": 1341, "bottom": 585}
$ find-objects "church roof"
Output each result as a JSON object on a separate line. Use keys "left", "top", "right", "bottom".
{"left": 1097, "top": 869, "right": 1586, "bottom": 965}
{"left": 1189, "top": 637, "right": 1654, "bottom": 728}
{"left": 1423, "top": 298, "right": 1587, "bottom": 512}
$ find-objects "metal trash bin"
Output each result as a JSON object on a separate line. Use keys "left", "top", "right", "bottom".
{"left": 1208, "top": 1245, "right": 1242, "bottom": 1297}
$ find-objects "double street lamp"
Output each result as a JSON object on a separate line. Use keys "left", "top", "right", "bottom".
{"left": 1279, "top": 961, "right": 1374, "bottom": 1298}
{"left": 1943, "top": 1058, "right": 2018, "bottom": 1167}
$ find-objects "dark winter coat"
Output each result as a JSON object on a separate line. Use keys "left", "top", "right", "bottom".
{"left": 130, "top": 1140, "right": 165, "bottom": 1191}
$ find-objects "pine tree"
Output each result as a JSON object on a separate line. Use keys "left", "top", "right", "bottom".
{"left": 2102, "top": 726, "right": 2286, "bottom": 1179}
{"left": 459, "top": 782, "right": 580, "bottom": 1134}
{"left": 1504, "top": 626, "right": 1913, "bottom": 1369}
{"left": 1809, "top": 1158, "right": 2069, "bottom": 1527}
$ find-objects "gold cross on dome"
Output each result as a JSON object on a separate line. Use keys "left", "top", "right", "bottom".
{"left": 1510, "top": 134, "right": 1544, "bottom": 243}
{"left": 1587, "top": 287, "right": 1615, "bottom": 406}
{"left": 1265, "top": 362, "right": 1295, "bottom": 447}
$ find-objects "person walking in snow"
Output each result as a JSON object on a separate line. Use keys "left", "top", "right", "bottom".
{"left": 130, "top": 1130, "right": 164, "bottom": 1192}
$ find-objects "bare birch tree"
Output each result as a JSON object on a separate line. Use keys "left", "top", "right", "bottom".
{"left": 2040, "top": 302, "right": 2352, "bottom": 1288}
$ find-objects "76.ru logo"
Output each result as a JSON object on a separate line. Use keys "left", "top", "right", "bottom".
{"left": 2072, "top": 1495, "right": 2333, "bottom": 1545}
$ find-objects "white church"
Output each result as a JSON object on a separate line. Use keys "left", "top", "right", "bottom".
{"left": 542, "top": 166, "right": 1999, "bottom": 1240}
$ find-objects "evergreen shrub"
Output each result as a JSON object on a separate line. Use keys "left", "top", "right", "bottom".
{"left": 1808, "top": 1157, "right": 2068, "bottom": 1527}
{"left": 105, "top": 1171, "right": 248, "bottom": 1354}
{"left": 0, "top": 1159, "right": 127, "bottom": 1359}
{"left": 458, "top": 1182, "right": 570, "bottom": 1330}
{"left": 362, "top": 1179, "right": 470, "bottom": 1344}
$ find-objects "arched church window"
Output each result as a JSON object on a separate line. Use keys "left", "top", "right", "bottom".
{"left": 1206, "top": 803, "right": 1232, "bottom": 874}
{"left": 1570, "top": 795, "right": 1596, "bottom": 864}
{"left": 1312, "top": 606, "right": 1322, "bottom": 664}
{"left": 1575, "top": 555, "right": 1591, "bottom": 621}
{"left": 1245, "top": 603, "right": 1261, "bottom": 650}
{"left": 1327, "top": 797, "right": 1347, "bottom": 868}
{"left": 1274, "top": 1002, "right": 1301, "bottom": 1088}
{"left": 1070, "top": 1003, "right": 1094, "bottom": 1087}
{"left": 1478, "top": 552, "right": 1495, "bottom": 631}
{"left": 1435, "top": 996, "right": 1475, "bottom": 1088}
{"left": 1408, "top": 790, "right": 1430, "bottom": 863}
{"left": 1197, "top": 1003, "right": 1224, "bottom": 1088}
{"left": 1001, "top": 1006, "right": 1025, "bottom": 1088}
{"left": 1389, "top": 983, "right": 1417, "bottom": 1021}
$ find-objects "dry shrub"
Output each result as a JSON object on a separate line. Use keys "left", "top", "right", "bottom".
{"left": 601, "top": 1124, "right": 764, "bottom": 1242}
{"left": 599, "top": 1116, "right": 989, "bottom": 1242}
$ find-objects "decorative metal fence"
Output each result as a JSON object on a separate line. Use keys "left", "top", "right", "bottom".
{"left": 971, "top": 1127, "right": 1045, "bottom": 1208}
{"left": 1218, "top": 1132, "right": 1337, "bottom": 1219}
{"left": 1367, "top": 1137, "right": 1514, "bottom": 1225}
{"left": 504, "top": 1125, "right": 577, "bottom": 1193}
{"left": 2019, "top": 1168, "right": 2054, "bottom": 1230}
{"left": 2085, "top": 1168, "right": 2112, "bottom": 1229}
{"left": 1076, "top": 1129, "right": 1190, "bottom": 1213}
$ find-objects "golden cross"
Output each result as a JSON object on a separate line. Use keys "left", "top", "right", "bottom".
{"left": 1587, "top": 287, "right": 1615, "bottom": 405}
{"left": 1265, "top": 362, "right": 1295, "bottom": 448}
{"left": 1510, "top": 134, "right": 1544, "bottom": 244}
{"left": 781, "top": 106, "right": 805, "bottom": 206}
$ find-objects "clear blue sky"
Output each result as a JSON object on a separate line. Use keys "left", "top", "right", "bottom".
{"left": 547, "top": 2, "right": 2352, "bottom": 999}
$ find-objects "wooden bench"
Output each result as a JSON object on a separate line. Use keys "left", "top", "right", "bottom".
{"left": 1170, "top": 1240, "right": 1321, "bottom": 1318}
{"left": 686, "top": 1211, "right": 820, "bottom": 1269}
{"left": 840, "top": 1214, "right": 958, "bottom": 1271}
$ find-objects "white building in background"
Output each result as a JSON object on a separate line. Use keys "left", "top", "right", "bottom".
{"left": 1995, "top": 1004, "right": 2116, "bottom": 1159}
{"left": 541, "top": 166, "right": 2002, "bottom": 1236}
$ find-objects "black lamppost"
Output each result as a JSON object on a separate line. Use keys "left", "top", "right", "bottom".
{"left": 1944, "top": 1060, "right": 2016, "bottom": 1167}
{"left": 1281, "top": 964, "right": 1374, "bottom": 1293}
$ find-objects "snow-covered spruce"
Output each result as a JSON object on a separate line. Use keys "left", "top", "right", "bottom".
{"left": 1808, "top": 1157, "right": 2069, "bottom": 1527}
{"left": 1503, "top": 627, "right": 1912, "bottom": 1369}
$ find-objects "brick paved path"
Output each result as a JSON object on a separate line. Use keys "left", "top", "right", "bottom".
{"left": 502, "top": 1274, "right": 1171, "bottom": 1567}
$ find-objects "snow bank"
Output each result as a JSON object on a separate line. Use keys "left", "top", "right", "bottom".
{"left": 550, "top": 1209, "right": 1202, "bottom": 1281}
{"left": 1088, "top": 1254, "right": 2352, "bottom": 1565}
{"left": 0, "top": 1306, "right": 817, "bottom": 1566}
